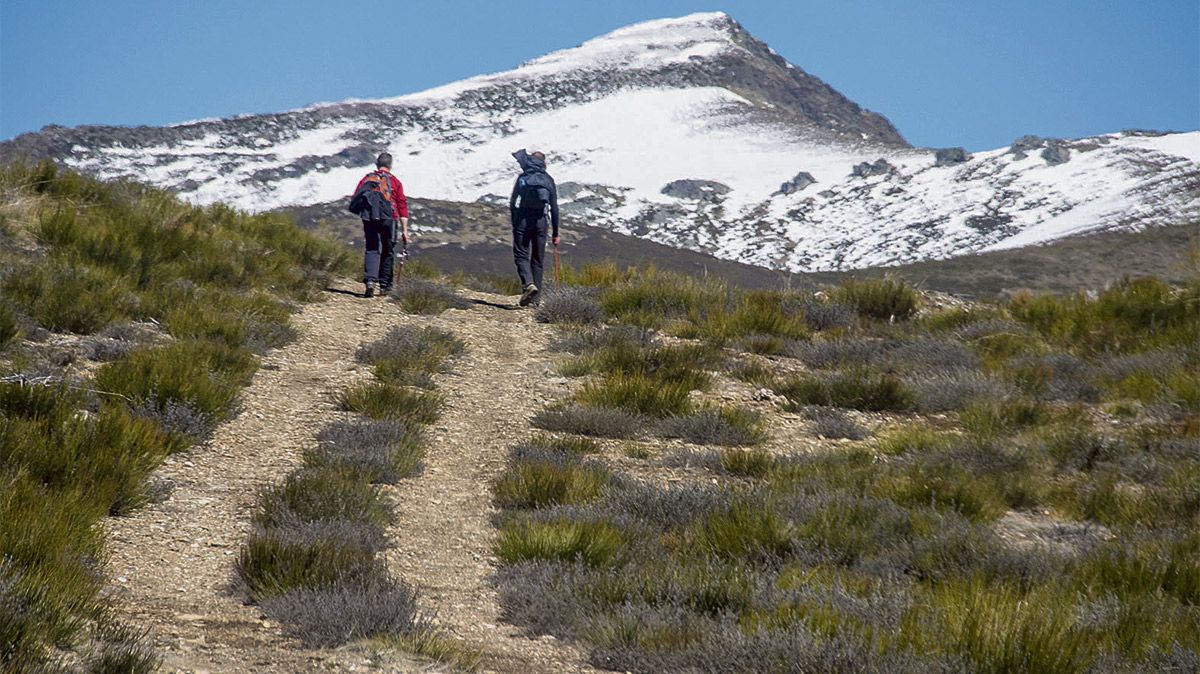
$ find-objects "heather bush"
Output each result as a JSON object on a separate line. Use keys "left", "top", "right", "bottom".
{"left": 531, "top": 404, "right": 644, "bottom": 439}
{"left": 389, "top": 277, "right": 470, "bottom": 314}
{"left": 310, "top": 419, "right": 425, "bottom": 483}
{"left": 549, "top": 324, "right": 656, "bottom": 355}
{"left": 355, "top": 324, "right": 463, "bottom": 388}
{"left": 535, "top": 286, "right": 604, "bottom": 324}
{"left": 0, "top": 301, "right": 21, "bottom": 350}
{"left": 803, "top": 406, "right": 871, "bottom": 440}
{"left": 799, "top": 296, "right": 857, "bottom": 332}
{"left": 254, "top": 467, "right": 393, "bottom": 532}
{"left": 259, "top": 577, "right": 424, "bottom": 648}
{"left": 654, "top": 407, "right": 766, "bottom": 446}
{"left": 906, "top": 370, "right": 1015, "bottom": 413}
{"left": 598, "top": 267, "right": 726, "bottom": 328}
{"left": 1009, "top": 352, "right": 1100, "bottom": 402}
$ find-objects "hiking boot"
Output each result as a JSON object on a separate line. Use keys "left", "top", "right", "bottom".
{"left": 364, "top": 281, "right": 377, "bottom": 298}
{"left": 518, "top": 283, "right": 539, "bottom": 307}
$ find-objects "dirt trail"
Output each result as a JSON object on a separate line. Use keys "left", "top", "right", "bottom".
{"left": 104, "top": 280, "right": 592, "bottom": 673}
{"left": 385, "top": 295, "right": 597, "bottom": 674}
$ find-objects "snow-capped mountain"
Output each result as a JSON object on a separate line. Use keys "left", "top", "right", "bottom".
{"left": 3, "top": 11, "right": 1197, "bottom": 272}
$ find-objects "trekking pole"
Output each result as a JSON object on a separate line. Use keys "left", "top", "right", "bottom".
{"left": 553, "top": 242, "right": 561, "bottom": 289}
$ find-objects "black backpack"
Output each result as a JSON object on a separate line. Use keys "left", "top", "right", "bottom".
{"left": 516, "top": 174, "right": 552, "bottom": 210}
{"left": 348, "top": 171, "right": 394, "bottom": 220}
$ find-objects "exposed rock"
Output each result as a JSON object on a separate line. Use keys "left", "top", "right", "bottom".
{"left": 851, "top": 159, "right": 895, "bottom": 178}
{"left": 774, "top": 171, "right": 816, "bottom": 196}
{"left": 660, "top": 179, "right": 731, "bottom": 200}
{"left": 1041, "top": 141, "right": 1071, "bottom": 166}
{"left": 934, "top": 147, "right": 971, "bottom": 167}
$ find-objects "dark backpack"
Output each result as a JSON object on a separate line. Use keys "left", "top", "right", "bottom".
{"left": 516, "top": 174, "right": 551, "bottom": 210}
{"left": 348, "top": 171, "right": 394, "bottom": 220}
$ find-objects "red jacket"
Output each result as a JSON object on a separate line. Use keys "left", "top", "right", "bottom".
{"left": 355, "top": 169, "right": 409, "bottom": 220}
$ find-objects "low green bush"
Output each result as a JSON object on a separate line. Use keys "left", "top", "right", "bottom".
{"left": 578, "top": 373, "right": 696, "bottom": 418}
{"left": 493, "top": 453, "right": 612, "bottom": 510}
{"left": 255, "top": 468, "right": 393, "bottom": 531}
{"left": 237, "top": 527, "right": 386, "bottom": 601}
{"left": 775, "top": 370, "right": 914, "bottom": 412}
{"left": 339, "top": 381, "right": 444, "bottom": 425}
{"left": 834, "top": 277, "right": 919, "bottom": 321}
{"left": 495, "top": 518, "right": 625, "bottom": 566}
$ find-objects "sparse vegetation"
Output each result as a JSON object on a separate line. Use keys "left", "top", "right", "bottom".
{"left": 0, "top": 162, "right": 349, "bottom": 670}
{"left": 496, "top": 261, "right": 1200, "bottom": 672}
{"left": 389, "top": 277, "right": 471, "bottom": 314}
{"left": 236, "top": 308, "right": 463, "bottom": 660}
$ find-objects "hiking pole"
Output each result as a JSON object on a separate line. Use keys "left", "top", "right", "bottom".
{"left": 553, "top": 242, "right": 561, "bottom": 290}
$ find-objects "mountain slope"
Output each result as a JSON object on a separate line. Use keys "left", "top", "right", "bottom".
{"left": 2, "top": 11, "right": 1196, "bottom": 273}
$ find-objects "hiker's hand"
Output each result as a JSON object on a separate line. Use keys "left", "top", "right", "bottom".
{"left": 553, "top": 236, "right": 560, "bottom": 246}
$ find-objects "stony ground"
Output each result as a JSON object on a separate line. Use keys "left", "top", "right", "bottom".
{"left": 103, "top": 279, "right": 596, "bottom": 674}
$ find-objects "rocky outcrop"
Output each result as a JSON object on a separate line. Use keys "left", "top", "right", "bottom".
{"left": 1041, "top": 141, "right": 1071, "bottom": 166}
{"left": 774, "top": 171, "right": 817, "bottom": 196}
{"left": 934, "top": 147, "right": 971, "bottom": 166}
{"left": 661, "top": 179, "right": 731, "bottom": 200}
{"left": 851, "top": 159, "right": 895, "bottom": 178}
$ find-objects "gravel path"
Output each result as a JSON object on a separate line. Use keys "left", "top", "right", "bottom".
{"left": 103, "top": 280, "right": 592, "bottom": 673}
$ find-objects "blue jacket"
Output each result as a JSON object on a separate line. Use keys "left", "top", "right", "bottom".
{"left": 510, "top": 149, "right": 560, "bottom": 238}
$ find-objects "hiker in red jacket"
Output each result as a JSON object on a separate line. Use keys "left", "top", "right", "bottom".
{"left": 350, "top": 152, "right": 410, "bottom": 297}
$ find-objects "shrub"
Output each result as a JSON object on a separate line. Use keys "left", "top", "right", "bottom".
{"left": 802, "top": 407, "right": 870, "bottom": 440}
{"left": 389, "top": 278, "right": 470, "bottom": 314}
{"left": 1009, "top": 277, "right": 1200, "bottom": 355}
{"left": 1009, "top": 353, "right": 1099, "bottom": 402}
{"left": 799, "top": 297, "right": 856, "bottom": 332}
{"left": 958, "top": 399, "right": 1046, "bottom": 437}
{"left": 522, "top": 434, "right": 601, "bottom": 455}
{"left": 599, "top": 269, "right": 726, "bottom": 328}
{"left": 834, "top": 277, "right": 919, "bottom": 321}
{"left": 692, "top": 501, "right": 794, "bottom": 563}
{"left": 310, "top": 419, "right": 425, "bottom": 483}
{"left": 717, "top": 448, "right": 777, "bottom": 478}
{"left": 496, "top": 519, "right": 625, "bottom": 566}
{"left": 339, "top": 382, "right": 444, "bottom": 425}
{"left": 259, "top": 577, "right": 424, "bottom": 648}
{"left": 906, "top": 371, "right": 1015, "bottom": 413}
{"left": 94, "top": 339, "right": 257, "bottom": 425}
{"left": 775, "top": 371, "right": 914, "bottom": 412}
{"left": 535, "top": 287, "right": 604, "bottom": 324}
{"left": 0, "top": 301, "right": 21, "bottom": 350}
{"left": 493, "top": 450, "right": 612, "bottom": 510}
{"left": 554, "top": 324, "right": 657, "bottom": 355}
{"left": 254, "top": 468, "right": 393, "bottom": 531}
{"left": 532, "top": 404, "right": 644, "bottom": 439}
{"left": 1, "top": 261, "right": 133, "bottom": 334}
{"left": 578, "top": 373, "right": 696, "bottom": 418}
{"left": 355, "top": 324, "right": 463, "bottom": 387}
{"left": 237, "top": 526, "right": 386, "bottom": 601}
{"left": 655, "top": 407, "right": 766, "bottom": 446}
{"left": 85, "top": 620, "right": 161, "bottom": 674}
{"left": 683, "top": 290, "right": 809, "bottom": 343}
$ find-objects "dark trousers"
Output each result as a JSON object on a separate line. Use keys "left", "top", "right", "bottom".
{"left": 512, "top": 215, "right": 547, "bottom": 290}
{"left": 363, "top": 218, "right": 395, "bottom": 288}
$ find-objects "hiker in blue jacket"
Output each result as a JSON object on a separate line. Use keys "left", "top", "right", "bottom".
{"left": 509, "top": 149, "right": 560, "bottom": 307}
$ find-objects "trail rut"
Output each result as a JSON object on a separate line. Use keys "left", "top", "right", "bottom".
{"left": 103, "top": 281, "right": 594, "bottom": 673}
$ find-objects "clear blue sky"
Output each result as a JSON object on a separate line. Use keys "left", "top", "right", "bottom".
{"left": 2, "top": 1, "right": 1197, "bottom": 150}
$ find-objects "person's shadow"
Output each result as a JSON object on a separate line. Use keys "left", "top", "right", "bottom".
{"left": 471, "top": 299, "right": 522, "bottom": 311}
{"left": 325, "top": 287, "right": 366, "bottom": 298}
